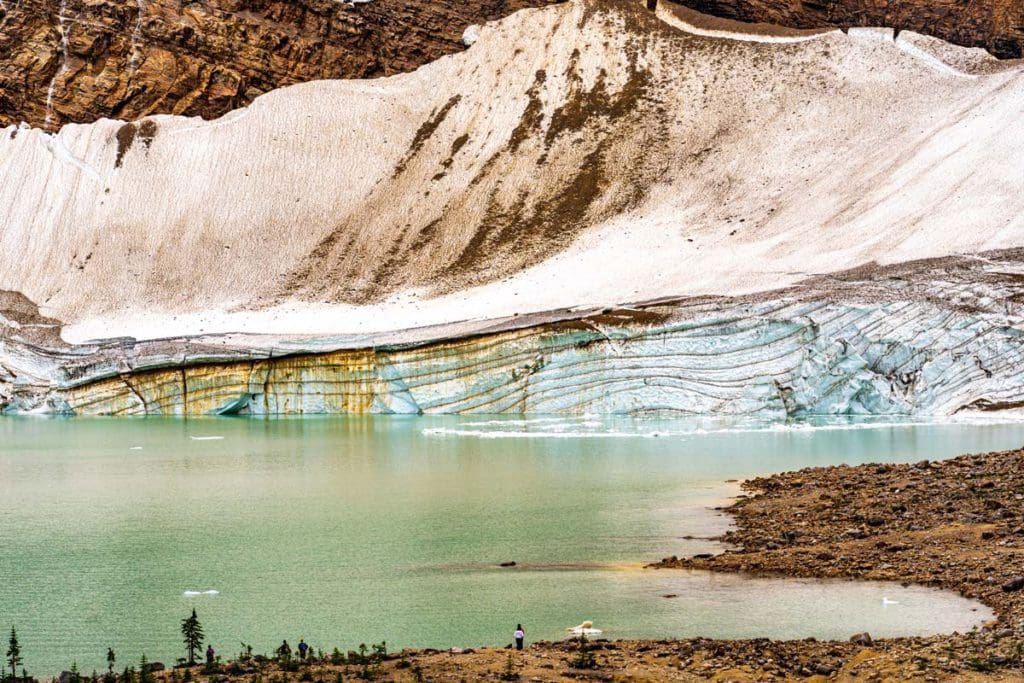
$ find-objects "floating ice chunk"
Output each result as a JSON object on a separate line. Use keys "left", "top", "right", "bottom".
{"left": 183, "top": 589, "right": 219, "bottom": 596}
{"left": 567, "top": 621, "right": 602, "bottom": 636}
{"left": 189, "top": 436, "right": 224, "bottom": 441}
{"left": 570, "top": 628, "right": 603, "bottom": 636}
{"left": 421, "top": 428, "right": 666, "bottom": 439}
{"left": 129, "top": 446, "right": 143, "bottom": 450}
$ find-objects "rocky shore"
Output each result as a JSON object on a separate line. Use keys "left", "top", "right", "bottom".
{"left": 131, "top": 447, "right": 1024, "bottom": 681}
{"left": 653, "top": 447, "right": 1024, "bottom": 680}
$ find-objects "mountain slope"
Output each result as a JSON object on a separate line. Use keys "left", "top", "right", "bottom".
{"left": 1, "top": 0, "right": 1021, "bottom": 343}
{"left": 2, "top": 0, "right": 1023, "bottom": 416}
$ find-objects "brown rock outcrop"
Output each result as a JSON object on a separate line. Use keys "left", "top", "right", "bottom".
{"left": 667, "top": 0, "right": 1024, "bottom": 58}
{"left": 0, "top": 0, "right": 564, "bottom": 130}
{"left": 1, "top": 0, "right": 1020, "bottom": 131}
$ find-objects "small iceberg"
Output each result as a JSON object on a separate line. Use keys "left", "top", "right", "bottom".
{"left": 882, "top": 597, "right": 899, "bottom": 606}
{"left": 129, "top": 446, "right": 143, "bottom": 450}
{"left": 189, "top": 436, "right": 224, "bottom": 441}
{"left": 567, "top": 620, "right": 603, "bottom": 637}
{"left": 183, "top": 590, "right": 220, "bottom": 597}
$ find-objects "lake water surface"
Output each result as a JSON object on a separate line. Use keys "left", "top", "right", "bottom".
{"left": 2, "top": 415, "right": 1020, "bottom": 674}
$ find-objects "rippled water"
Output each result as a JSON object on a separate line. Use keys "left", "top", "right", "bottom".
{"left": 1, "top": 415, "right": 1019, "bottom": 674}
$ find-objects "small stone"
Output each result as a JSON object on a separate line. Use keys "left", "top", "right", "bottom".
{"left": 850, "top": 632, "right": 873, "bottom": 646}
{"left": 1001, "top": 576, "right": 1024, "bottom": 592}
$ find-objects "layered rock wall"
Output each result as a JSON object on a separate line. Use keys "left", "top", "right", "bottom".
{"left": 1, "top": 0, "right": 1020, "bottom": 131}
{"left": 0, "top": 0, "right": 562, "bottom": 130}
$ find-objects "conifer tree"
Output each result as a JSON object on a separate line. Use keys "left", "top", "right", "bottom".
{"left": 107, "top": 649, "right": 116, "bottom": 675}
{"left": 138, "top": 655, "right": 152, "bottom": 683}
{"left": 180, "top": 610, "right": 204, "bottom": 666}
{"left": 6, "top": 628, "right": 21, "bottom": 681}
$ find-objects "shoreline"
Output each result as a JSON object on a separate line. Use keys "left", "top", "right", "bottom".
{"left": 124, "top": 448, "right": 1024, "bottom": 681}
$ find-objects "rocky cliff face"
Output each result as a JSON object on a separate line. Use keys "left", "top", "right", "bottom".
{"left": 669, "top": 0, "right": 1024, "bottom": 58}
{"left": 0, "top": 0, "right": 562, "bottom": 130}
{"left": 1, "top": 0, "right": 1020, "bottom": 131}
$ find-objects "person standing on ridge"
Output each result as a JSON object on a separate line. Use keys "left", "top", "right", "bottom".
{"left": 206, "top": 644, "right": 215, "bottom": 666}
{"left": 514, "top": 624, "right": 525, "bottom": 650}
{"left": 298, "top": 639, "right": 309, "bottom": 661}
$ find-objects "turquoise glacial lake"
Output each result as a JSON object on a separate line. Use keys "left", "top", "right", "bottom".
{"left": 2, "top": 415, "right": 1021, "bottom": 674}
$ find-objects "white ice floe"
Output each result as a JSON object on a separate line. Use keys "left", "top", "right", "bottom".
{"left": 421, "top": 428, "right": 667, "bottom": 439}
{"left": 567, "top": 621, "right": 603, "bottom": 637}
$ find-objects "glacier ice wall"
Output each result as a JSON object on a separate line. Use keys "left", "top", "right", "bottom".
{"left": 4, "top": 254, "right": 1022, "bottom": 416}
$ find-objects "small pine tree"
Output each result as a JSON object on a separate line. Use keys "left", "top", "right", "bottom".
{"left": 499, "top": 653, "right": 521, "bottom": 681}
{"left": 138, "top": 656, "right": 152, "bottom": 683}
{"left": 569, "top": 635, "right": 597, "bottom": 670}
{"left": 7, "top": 628, "right": 23, "bottom": 682}
{"left": 107, "top": 649, "right": 116, "bottom": 675}
{"left": 180, "top": 610, "right": 204, "bottom": 666}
